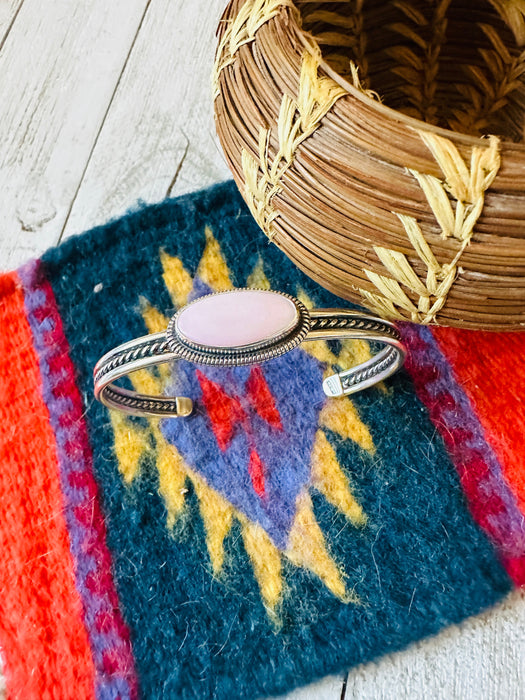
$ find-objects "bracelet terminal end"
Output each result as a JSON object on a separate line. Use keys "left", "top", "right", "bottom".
{"left": 323, "top": 374, "right": 343, "bottom": 397}
{"left": 176, "top": 397, "right": 193, "bottom": 417}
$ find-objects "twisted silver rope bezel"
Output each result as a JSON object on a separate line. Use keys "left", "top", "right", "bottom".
{"left": 101, "top": 386, "right": 183, "bottom": 415}
{"left": 166, "top": 289, "right": 311, "bottom": 366}
{"left": 341, "top": 347, "right": 400, "bottom": 390}
{"left": 310, "top": 314, "right": 401, "bottom": 340}
{"left": 94, "top": 337, "right": 171, "bottom": 386}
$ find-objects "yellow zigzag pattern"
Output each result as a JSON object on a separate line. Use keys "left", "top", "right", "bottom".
{"left": 109, "top": 228, "right": 374, "bottom": 617}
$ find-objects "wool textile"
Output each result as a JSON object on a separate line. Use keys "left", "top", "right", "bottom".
{"left": 0, "top": 181, "right": 523, "bottom": 700}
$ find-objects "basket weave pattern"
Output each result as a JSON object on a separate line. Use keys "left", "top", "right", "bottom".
{"left": 214, "top": 0, "right": 525, "bottom": 330}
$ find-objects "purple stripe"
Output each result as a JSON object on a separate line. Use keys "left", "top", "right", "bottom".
{"left": 19, "top": 259, "right": 139, "bottom": 700}
{"left": 401, "top": 323, "right": 525, "bottom": 559}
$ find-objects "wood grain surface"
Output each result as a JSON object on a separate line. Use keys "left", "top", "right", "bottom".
{"left": 0, "top": 1, "right": 523, "bottom": 698}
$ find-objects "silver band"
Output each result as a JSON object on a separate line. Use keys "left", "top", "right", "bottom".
{"left": 93, "top": 291, "right": 406, "bottom": 417}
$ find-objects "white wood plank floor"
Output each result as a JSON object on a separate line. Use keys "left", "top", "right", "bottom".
{"left": 0, "top": 2, "right": 524, "bottom": 698}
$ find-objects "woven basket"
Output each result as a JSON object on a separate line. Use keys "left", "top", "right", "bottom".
{"left": 213, "top": 0, "right": 525, "bottom": 330}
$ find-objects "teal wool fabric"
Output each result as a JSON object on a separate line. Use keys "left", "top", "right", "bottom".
{"left": 37, "top": 181, "right": 512, "bottom": 699}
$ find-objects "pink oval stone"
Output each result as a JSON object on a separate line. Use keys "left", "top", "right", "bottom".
{"left": 176, "top": 290, "right": 298, "bottom": 348}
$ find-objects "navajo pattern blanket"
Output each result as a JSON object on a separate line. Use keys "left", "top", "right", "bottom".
{"left": 0, "top": 181, "right": 523, "bottom": 699}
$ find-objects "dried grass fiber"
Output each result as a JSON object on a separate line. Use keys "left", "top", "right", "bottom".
{"left": 214, "top": 0, "right": 525, "bottom": 330}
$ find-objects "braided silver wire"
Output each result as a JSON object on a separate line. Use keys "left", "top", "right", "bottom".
{"left": 93, "top": 299, "right": 406, "bottom": 417}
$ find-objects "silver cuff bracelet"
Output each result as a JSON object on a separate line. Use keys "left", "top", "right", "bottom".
{"left": 94, "top": 289, "right": 406, "bottom": 417}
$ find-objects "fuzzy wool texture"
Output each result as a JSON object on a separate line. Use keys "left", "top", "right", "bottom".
{"left": 25, "top": 180, "right": 514, "bottom": 699}
{"left": 18, "top": 260, "right": 139, "bottom": 700}
{"left": 0, "top": 272, "right": 97, "bottom": 700}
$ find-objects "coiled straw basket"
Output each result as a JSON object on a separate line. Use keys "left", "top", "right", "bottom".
{"left": 213, "top": 0, "right": 525, "bottom": 330}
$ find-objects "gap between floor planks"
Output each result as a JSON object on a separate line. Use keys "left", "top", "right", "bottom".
{"left": 0, "top": 0, "right": 152, "bottom": 269}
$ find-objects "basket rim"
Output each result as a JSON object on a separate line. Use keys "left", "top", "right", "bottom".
{"left": 293, "top": 12, "right": 525, "bottom": 154}
{"left": 213, "top": 0, "right": 525, "bottom": 331}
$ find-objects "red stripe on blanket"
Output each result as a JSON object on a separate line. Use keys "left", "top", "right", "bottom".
{"left": 432, "top": 326, "right": 525, "bottom": 515}
{"left": 0, "top": 272, "right": 96, "bottom": 700}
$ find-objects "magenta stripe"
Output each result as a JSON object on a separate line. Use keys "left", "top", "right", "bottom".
{"left": 19, "top": 260, "right": 139, "bottom": 700}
